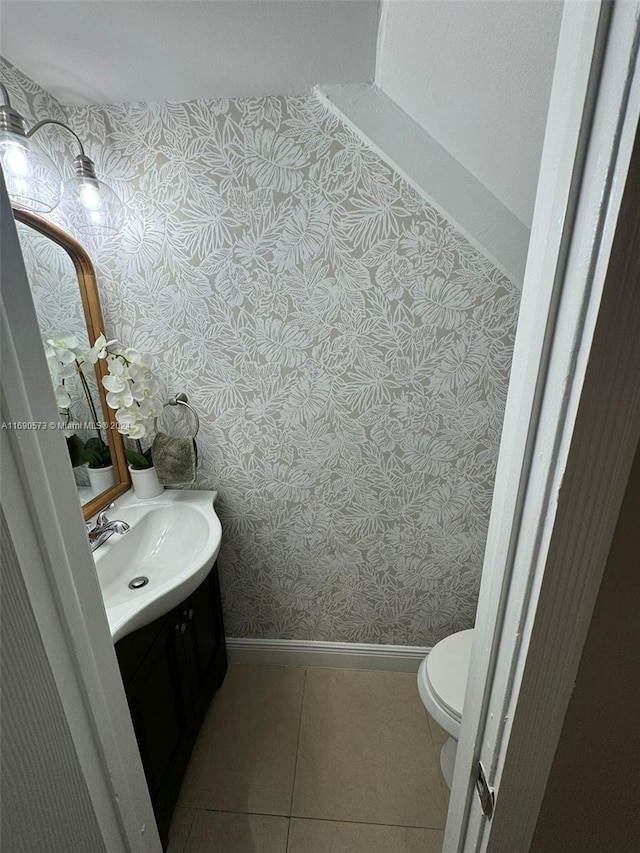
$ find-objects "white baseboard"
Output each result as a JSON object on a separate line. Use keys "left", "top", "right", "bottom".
{"left": 225, "top": 638, "right": 431, "bottom": 673}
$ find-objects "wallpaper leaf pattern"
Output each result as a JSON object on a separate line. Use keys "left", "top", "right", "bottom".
{"left": 1, "top": 56, "right": 521, "bottom": 645}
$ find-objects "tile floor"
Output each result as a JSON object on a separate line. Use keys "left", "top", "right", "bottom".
{"left": 168, "top": 664, "right": 449, "bottom": 853}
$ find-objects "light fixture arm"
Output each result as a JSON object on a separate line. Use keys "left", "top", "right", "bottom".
{"left": 27, "top": 119, "right": 86, "bottom": 157}
{"left": 26, "top": 119, "right": 97, "bottom": 180}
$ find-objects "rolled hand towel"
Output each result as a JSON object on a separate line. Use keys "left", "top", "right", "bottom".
{"left": 151, "top": 432, "right": 198, "bottom": 486}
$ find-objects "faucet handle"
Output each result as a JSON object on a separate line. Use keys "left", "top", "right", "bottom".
{"left": 95, "top": 503, "right": 115, "bottom": 527}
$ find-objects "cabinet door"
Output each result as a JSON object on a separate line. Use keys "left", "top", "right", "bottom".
{"left": 115, "top": 564, "right": 227, "bottom": 849}
{"left": 182, "top": 563, "right": 227, "bottom": 719}
{"left": 123, "top": 620, "right": 188, "bottom": 799}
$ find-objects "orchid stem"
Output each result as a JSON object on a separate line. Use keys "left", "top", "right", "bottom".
{"left": 75, "top": 361, "right": 104, "bottom": 444}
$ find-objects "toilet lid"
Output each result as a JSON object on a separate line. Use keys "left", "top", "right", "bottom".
{"left": 426, "top": 629, "right": 474, "bottom": 721}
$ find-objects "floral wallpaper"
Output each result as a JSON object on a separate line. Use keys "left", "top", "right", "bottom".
{"left": 1, "top": 57, "right": 521, "bottom": 645}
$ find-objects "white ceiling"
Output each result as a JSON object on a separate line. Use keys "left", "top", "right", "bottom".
{"left": 0, "top": 0, "right": 380, "bottom": 105}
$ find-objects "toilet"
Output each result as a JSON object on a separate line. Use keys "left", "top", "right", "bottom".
{"left": 417, "top": 628, "right": 474, "bottom": 788}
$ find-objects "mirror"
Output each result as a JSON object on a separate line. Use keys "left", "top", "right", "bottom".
{"left": 14, "top": 209, "right": 130, "bottom": 519}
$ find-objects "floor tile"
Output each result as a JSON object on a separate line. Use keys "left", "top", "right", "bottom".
{"left": 185, "top": 810, "right": 289, "bottom": 853}
{"left": 287, "top": 818, "right": 444, "bottom": 853}
{"left": 167, "top": 807, "right": 195, "bottom": 853}
{"left": 292, "top": 669, "right": 447, "bottom": 828}
{"left": 178, "top": 665, "right": 305, "bottom": 815}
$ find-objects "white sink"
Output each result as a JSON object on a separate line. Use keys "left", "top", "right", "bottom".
{"left": 92, "top": 489, "right": 222, "bottom": 642}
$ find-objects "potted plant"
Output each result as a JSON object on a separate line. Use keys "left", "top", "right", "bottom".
{"left": 80, "top": 435, "right": 114, "bottom": 494}
{"left": 88, "top": 334, "right": 164, "bottom": 500}
{"left": 44, "top": 333, "right": 114, "bottom": 494}
{"left": 123, "top": 444, "right": 164, "bottom": 500}
{"left": 45, "top": 332, "right": 165, "bottom": 500}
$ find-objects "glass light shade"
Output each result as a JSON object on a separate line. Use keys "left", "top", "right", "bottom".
{"left": 0, "top": 128, "right": 62, "bottom": 212}
{"left": 60, "top": 175, "right": 124, "bottom": 236}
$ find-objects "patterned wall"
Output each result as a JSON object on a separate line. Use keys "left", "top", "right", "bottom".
{"left": 2, "top": 57, "right": 521, "bottom": 645}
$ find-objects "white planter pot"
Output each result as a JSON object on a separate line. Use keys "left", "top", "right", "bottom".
{"left": 87, "top": 465, "right": 115, "bottom": 495}
{"left": 129, "top": 465, "right": 164, "bottom": 500}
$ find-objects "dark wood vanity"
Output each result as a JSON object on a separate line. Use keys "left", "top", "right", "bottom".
{"left": 115, "top": 563, "right": 227, "bottom": 849}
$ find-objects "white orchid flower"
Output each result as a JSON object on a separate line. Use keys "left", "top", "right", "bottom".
{"left": 86, "top": 333, "right": 118, "bottom": 364}
{"left": 130, "top": 382, "right": 146, "bottom": 402}
{"left": 125, "top": 421, "right": 147, "bottom": 439}
{"left": 46, "top": 354, "right": 63, "bottom": 373}
{"left": 115, "top": 404, "right": 138, "bottom": 422}
{"left": 106, "top": 354, "right": 127, "bottom": 376}
{"left": 126, "top": 362, "right": 143, "bottom": 381}
{"left": 45, "top": 334, "right": 81, "bottom": 369}
{"left": 55, "top": 384, "right": 72, "bottom": 409}
{"left": 102, "top": 374, "right": 128, "bottom": 394}
{"left": 106, "top": 388, "right": 134, "bottom": 410}
{"left": 49, "top": 359, "right": 77, "bottom": 379}
{"left": 48, "top": 332, "right": 80, "bottom": 352}
{"left": 115, "top": 406, "right": 147, "bottom": 438}
{"left": 123, "top": 347, "right": 151, "bottom": 370}
{"left": 131, "top": 376, "right": 159, "bottom": 402}
{"left": 49, "top": 344, "right": 77, "bottom": 365}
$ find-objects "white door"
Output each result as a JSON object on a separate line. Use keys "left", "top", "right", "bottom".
{"left": 445, "top": 2, "right": 640, "bottom": 850}
{"left": 1, "top": 176, "right": 162, "bottom": 852}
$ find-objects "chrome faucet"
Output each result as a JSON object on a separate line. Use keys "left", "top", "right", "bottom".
{"left": 87, "top": 504, "right": 130, "bottom": 552}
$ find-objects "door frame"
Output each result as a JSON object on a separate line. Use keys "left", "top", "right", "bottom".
{"left": 0, "top": 176, "right": 162, "bottom": 852}
{"left": 444, "top": 1, "right": 640, "bottom": 850}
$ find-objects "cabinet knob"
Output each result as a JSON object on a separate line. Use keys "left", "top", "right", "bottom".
{"left": 188, "top": 608, "right": 194, "bottom": 620}
{"left": 180, "top": 623, "right": 187, "bottom": 635}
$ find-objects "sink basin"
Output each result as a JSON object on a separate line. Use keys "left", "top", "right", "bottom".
{"left": 92, "top": 489, "right": 222, "bottom": 642}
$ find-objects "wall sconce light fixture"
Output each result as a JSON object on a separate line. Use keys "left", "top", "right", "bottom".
{"left": 0, "top": 82, "right": 123, "bottom": 236}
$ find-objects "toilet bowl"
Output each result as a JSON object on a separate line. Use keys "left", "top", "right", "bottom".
{"left": 417, "top": 628, "right": 474, "bottom": 788}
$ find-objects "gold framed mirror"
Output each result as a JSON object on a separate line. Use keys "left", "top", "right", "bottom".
{"left": 14, "top": 209, "right": 130, "bottom": 519}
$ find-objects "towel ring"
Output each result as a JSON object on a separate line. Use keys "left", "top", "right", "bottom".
{"left": 154, "top": 392, "right": 200, "bottom": 439}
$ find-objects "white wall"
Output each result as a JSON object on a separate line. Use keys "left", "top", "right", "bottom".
{"left": 376, "top": 0, "right": 563, "bottom": 227}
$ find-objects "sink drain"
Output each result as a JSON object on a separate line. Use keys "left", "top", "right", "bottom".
{"left": 128, "top": 576, "right": 149, "bottom": 589}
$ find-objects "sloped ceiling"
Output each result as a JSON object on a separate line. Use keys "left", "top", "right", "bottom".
{"left": 0, "top": 0, "right": 380, "bottom": 105}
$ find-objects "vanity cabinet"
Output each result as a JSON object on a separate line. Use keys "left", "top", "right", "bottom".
{"left": 115, "top": 563, "right": 227, "bottom": 849}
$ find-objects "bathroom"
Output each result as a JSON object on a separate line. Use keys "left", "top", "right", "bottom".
{"left": 2, "top": 2, "right": 640, "bottom": 852}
